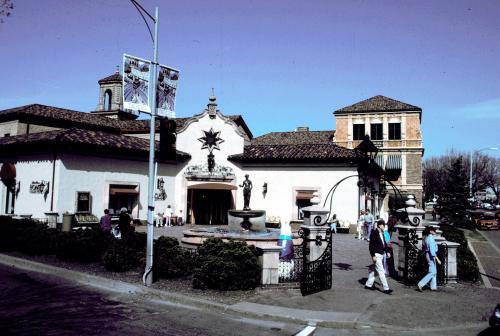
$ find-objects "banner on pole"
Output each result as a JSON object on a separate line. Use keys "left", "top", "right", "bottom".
{"left": 123, "top": 54, "right": 151, "bottom": 113}
{"left": 156, "top": 64, "right": 179, "bottom": 118}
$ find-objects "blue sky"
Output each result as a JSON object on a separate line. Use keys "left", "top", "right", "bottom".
{"left": 0, "top": 0, "right": 499, "bottom": 158}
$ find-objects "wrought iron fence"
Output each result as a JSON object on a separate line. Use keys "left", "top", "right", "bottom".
{"left": 278, "top": 244, "right": 303, "bottom": 284}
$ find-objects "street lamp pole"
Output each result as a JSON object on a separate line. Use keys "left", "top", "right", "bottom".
{"left": 130, "top": 0, "right": 159, "bottom": 286}
{"left": 469, "top": 147, "right": 498, "bottom": 198}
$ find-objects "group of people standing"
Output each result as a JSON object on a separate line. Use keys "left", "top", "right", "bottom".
{"left": 156, "top": 205, "right": 184, "bottom": 227}
{"left": 99, "top": 207, "right": 133, "bottom": 238}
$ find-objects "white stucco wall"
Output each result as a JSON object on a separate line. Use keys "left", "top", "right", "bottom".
{"left": 56, "top": 154, "right": 179, "bottom": 220}
{"left": 235, "top": 165, "right": 359, "bottom": 224}
{"left": 174, "top": 110, "right": 246, "bottom": 217}
{"left": 4, "top": 154, "right": 56, "bottom": 218}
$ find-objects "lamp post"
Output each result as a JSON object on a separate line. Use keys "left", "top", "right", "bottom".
{"left": 469, "top": 147, "right": 498, "bottom": 197}
{"left": 130, "top": 0, "right": 159, "bottom": 286}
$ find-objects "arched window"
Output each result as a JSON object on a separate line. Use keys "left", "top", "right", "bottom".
{"left": 104, "top": 89, "right": 112, "bottom": 110}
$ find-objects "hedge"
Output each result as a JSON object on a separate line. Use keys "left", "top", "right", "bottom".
{"left": 192, "top": 238, "right": 261, "bottom": 290}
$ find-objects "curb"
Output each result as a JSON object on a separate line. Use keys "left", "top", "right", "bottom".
{"left": 468, "top": 240, "right": 493, "bottom": 289}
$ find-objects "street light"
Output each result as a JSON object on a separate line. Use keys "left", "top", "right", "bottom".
{"left": 469, "top": 147, "right": 498, "bottom": 197}
{"left": 129, "top": 0, "right": 159, "bottom": 286}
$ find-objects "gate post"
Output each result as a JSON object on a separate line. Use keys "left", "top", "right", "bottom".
{"left": 299, "top": 192, "right": 333, "bottom": 295}
{"left": 393, "top": 224, "right": 425, "bottom": 279}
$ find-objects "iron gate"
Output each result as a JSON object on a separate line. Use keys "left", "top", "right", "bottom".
{"left": 299, "top": 227, "right": 333, "bottom": 296}
{"left": 278, "top": 244, "right": 303, "bottom": 284}
{"left": 404, "top": 229, "right": 448, "bottom": 286}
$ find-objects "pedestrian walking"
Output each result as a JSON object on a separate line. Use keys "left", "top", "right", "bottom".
{"left": 417, "top": 226, "right": 441, "bottom": 292}
{"left": 164, "top": 205, "right": 173, "bottom": 227}
{"left": 365, "top": 219, "right": 393, "bottom": 294}
{"left": 357, "top": 210, "right": 365, "bottom": 239}
{"left": 365, "top": 210, "right": 375, "bottom": 241}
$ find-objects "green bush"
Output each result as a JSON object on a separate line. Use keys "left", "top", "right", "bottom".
{"left": 192, "top": 238, "right": 261, "bottom": 290}
{"left": 102, "top": 238, "right": 141, "bottom": 272}
{"left": 441, "top": 225, "right": 480, "bottom": 282}
{"left": 154, "top": 237, "right": 193, "bottom": 279}
{"left": 18, "top": 225, "right": 59, "bottom": 256}
{"left": 56, "top": 228, "right": 108, "bottom": 263}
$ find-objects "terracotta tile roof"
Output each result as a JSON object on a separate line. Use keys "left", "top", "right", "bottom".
{"left": 119, "top": 118, "right": 192, "bottom": 133}
{"left": 0, "top": 104, "right": 123, "bottom": 133}
{"left": 251, "top": 131, "right": 335, "bottom": 145}
{"left": 335, "top": 95, "right": 421, "bottom": 114}
{"left": 0, "top": 128, "right": 190, "bottom": 162}
{"left": 228, "top": 143, "right": 361, "bottom": 163}
{"left": 98, "top": 72, "right": 123, "bottom": 84}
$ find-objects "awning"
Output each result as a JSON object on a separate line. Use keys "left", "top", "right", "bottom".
{"left": 296, "top": 192, "right": 314, "bottom": 200}
{"left": 386, "top": 155, "right": 402, "bottom": 170}
{"left": 187, "top": 182, "right": 238, "bottom": 190}
{"left": 0, "top": 162, "right": 16, "bottom": 179}
{"left": 375, "top": 156, "right": 384, "bottom": 168}
{"left": 109, "top": 186, "right": 139, "bottom": 195}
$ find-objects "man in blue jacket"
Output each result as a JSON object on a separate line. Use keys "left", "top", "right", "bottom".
{"left": 417, "top": 226, "right": 441, "bottom": 291}
{"left": 365, "top": 219, "right": 393, "bottom": 294}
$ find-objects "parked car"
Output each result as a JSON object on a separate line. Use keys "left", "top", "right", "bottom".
{"left": 489, "top": 303, "right": 500, "bottom": 328}
{"left": 476, "top": 211, "right": 499, "bottom": 230}
{"left": 483, "top": 203, "right": 494, "bottom": 210}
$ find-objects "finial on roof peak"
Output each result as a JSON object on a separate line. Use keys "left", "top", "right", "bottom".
{"left": 207, "top": 88, "right": 217, "bottom": 118}
{"left": 115, "top": 65, "right": 120, "bottom": 74}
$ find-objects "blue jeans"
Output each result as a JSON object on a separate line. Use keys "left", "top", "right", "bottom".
{"left": 367, "top": 223, "right": 372, "bottom": 240}
{"left": 418, "top": 254, "right": 437, "bottom": 290}
{"left": 330, "top": 222, "right": 337, "bottom": 233}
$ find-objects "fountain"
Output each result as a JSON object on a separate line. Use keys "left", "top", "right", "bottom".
{"left": 182, "top": 174, "right": 297, "bottom": 247}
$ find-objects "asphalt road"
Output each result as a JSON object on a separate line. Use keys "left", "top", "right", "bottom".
{"left": 0, "top": 264, "right": 302, "bottom": 336}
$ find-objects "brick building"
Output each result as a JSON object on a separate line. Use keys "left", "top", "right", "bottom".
{"left": 333, "top": 95, "right": 424, "bottom": 207}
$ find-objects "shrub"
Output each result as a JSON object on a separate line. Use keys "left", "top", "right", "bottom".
{"left": 102, "top": 238, "right": 141, "bottom": 272}
{"left": 56, "top": 228, "right": 108, "bottom": 263}
{"left": 0, "top": 216, "right": 37, "bottom": 251}
{"left": 18, "top": 225, "right": 59, "bottom": 256}
{"left": 192, "top": 238, "right": 261, "bottom": 290}
{"left": 154, "top": 237, "right": 193, "bottom": 279}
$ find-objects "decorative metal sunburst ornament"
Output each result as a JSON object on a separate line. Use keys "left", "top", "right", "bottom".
{"left": 198, "top": 128, "right": 224, "bottom": 152}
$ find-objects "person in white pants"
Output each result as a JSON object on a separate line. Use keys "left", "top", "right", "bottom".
{"left": 357, "top": 210, "right": 365, "bottom": 239}
{"left": 364, "top": 220, "right": 393, "bottom": 295}
{"left": 164, "top": 205, "right": 173, "bottom": 227}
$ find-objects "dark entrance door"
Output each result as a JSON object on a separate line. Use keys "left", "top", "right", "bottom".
{"left": 188, "top": 189, "right": 232, "bottom": 225}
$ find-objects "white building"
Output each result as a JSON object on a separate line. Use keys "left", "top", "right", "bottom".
{"left": 0, "top": 72, "right": 393, "bottom": 226}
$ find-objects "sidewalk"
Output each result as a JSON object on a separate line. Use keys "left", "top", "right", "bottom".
{"left": 1, "top": 224, "right": 499, "bottom": 333}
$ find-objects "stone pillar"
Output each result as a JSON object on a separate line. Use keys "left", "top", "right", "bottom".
{"left": 301, "top": 226, "right": 329, "bottom": 261}
{"left": 45, "top": 212, "right": 59, "bottom": 229}
{"left": 438, "top": 241, "right": 460, "bottom": 284}
{"left": 257, "top": 246, "right": 282, "bottom": 285}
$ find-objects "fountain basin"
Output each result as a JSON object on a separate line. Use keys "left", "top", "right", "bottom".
{"left": 181, "top": 226, "right": 302, "bottom": 248}
{"left": 228, "top": 209, "right": 266, "bottom": 232}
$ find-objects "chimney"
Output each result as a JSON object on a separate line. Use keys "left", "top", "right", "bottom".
{"left": 295, "top": 126, "right": 309, "bottom": 132}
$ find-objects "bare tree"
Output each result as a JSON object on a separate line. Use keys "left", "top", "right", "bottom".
{"left": 423, "top": 150, "right": 499, "bottom": 204}
{"left": 0, "top": 0, "right": 14, "bottom": 23}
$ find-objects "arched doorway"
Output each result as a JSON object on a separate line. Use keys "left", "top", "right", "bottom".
{"left": 187, "top": 182, "right": 236, "bottom": 225}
